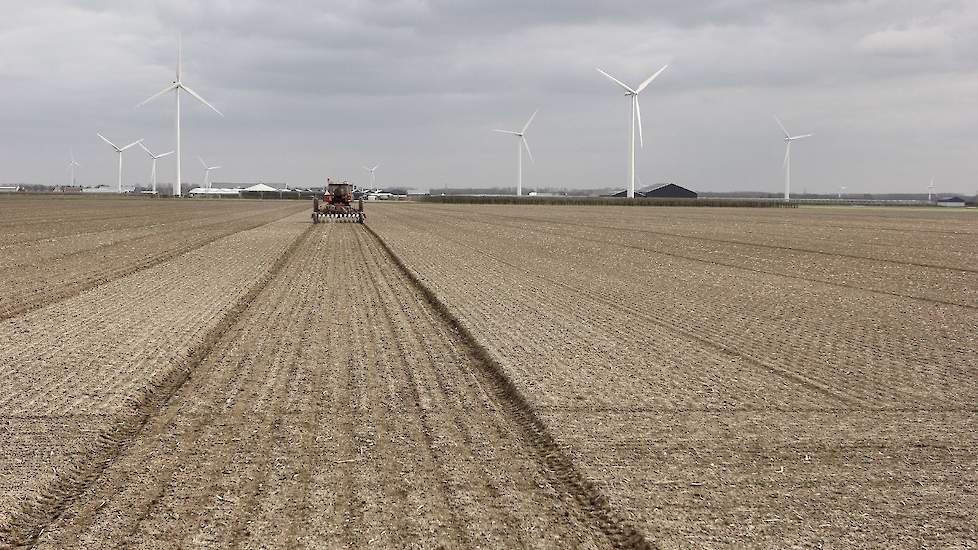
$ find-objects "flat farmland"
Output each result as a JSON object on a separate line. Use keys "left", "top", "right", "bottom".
{"left": 366, "top": 203, "right": 977, "bottom": 548}
{"left": 1, "top": 196, "right": 975, "bottom": 549}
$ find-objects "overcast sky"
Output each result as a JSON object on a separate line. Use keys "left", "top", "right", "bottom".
{"left": 2, "top": 0, "right": 977, "bottom": 194}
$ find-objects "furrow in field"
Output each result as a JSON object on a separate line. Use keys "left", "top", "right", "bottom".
{"left": 375, "top": 207, "right": 977, "bottom": 410}
{"left": 365, "top": 203, "right": 978, "bottom": 547}
{"left": 0, "top": 203, "right": 303, "bottom": 321}
{"left": 0, "top": 213, "right": 310, "bottom": 547}
{"left": 29, "top": 223, "right": 622, "bottom": 549}
{"left": 422, "top": 206, "right": 978, "bottom": 307}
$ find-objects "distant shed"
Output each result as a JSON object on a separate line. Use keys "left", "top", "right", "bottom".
{"left": 640, "top": 183, "right": 698, "bottom": 198}
{"left": 605, "top": 183, "right": 697, "bottom": 198}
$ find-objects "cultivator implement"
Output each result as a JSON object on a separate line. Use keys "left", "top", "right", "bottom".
{"left": 312, "top": 181, "right": 365, "bottom": 224}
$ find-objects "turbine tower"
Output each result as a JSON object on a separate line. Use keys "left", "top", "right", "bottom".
{"left": 363, "top": 164, "right": 379, "bottom": 189}
{"left": 596, "top": 65, "right": 668, "bottom": 198}
{"left": 97, "top": 133, "right": 143, "bottom": 193}
{"left": 68, "top": 149, "right": 80, "bottom": 186}
{"left": 198, "top": 157, "right": 221, "bottom": 188}
{"left": 139, "top": 143, "right": 174, "bottom": 194}
{"left": 138, "top": 34, "right": 223, "bottom": 197}
{"left": 492, "top": 109, "right": 537, "bottom": 196}
{"left": 774, "top": 116, "right": 813, "bottom": 202}
{"left": 928, "top": 178, "right": 936, "bottom": 202}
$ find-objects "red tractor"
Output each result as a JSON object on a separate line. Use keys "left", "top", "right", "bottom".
{"left": 312, "top": 181, "right": 364, "bottom": 224}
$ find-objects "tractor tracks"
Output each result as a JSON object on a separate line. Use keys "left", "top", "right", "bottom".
{"left": 9, "top": 220, "right": 655, "bottom": 549}
{"left": 0, "top": 223, "right": 314, "bottom": 548}
{"left": 364, "top": 224, "right": 655, "bottom": 549}
{"left": 0, "top": 205, "right": 305, "bottom": 322}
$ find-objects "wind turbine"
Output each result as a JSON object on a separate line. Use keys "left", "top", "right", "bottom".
{"left": 492, "top": 109, "right": 537, "bottom": 196}
{"left": 68, "top": 149, "right": 80, "bottom": 186}
{"left": 363, "top": 164, "right": 379, "bottom": 189}
{"left": 138, "top": 34, "right": 223, "bottom": 197}
{"left": 838, "top": 185, "right": 847, "bottom": 199}
{"left": 928, "top": 178, "right": 936, "bottom": 202}
{"left": 198, "top": 157, "right": 221, "bottom": 188}
{"left": 774, "top": 116, "right": 813, "bottom": 202}
{"left": 139, "top": 143, "right": 174, "bottom": 194}
{"left": 97, "top": 134, "right": 143, "bottom": 193}
{"left": 596, "top": 65, "right": 668, "bottom": 198}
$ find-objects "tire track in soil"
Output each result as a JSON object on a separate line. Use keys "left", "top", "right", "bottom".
{"left": 0, "top": 205, "right": 304, "bottom": 322}
{"left": 0, "top": 222, "right": 313, "bottom": 549}
{"left": 24, "top": 222, "right": 642, "bottom": 549}
{"left": 424, "top": 206, "right": 978, "bottom": 274}
{"left": 422, "top": 207, "right": 978, "bottom": 310}
{"left": 363, "top": 224, "right": 655, "bottom": 550}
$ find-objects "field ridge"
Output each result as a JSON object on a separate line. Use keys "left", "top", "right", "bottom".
{"left": 364, "top": 224, "right": 655, "bottom": 550}
{"left": 0, "top": 223, "right": 313, "bottom": 548}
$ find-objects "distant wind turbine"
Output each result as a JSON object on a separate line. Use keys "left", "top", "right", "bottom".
{"left": 97, "top": 134, "right": 143, "bottom": 193}
{"left": 363, "top": 164, "right": 379, "bottom": 189}
{"left": 198, "top": 157, "right": 221, "bottom": 188}
{"left": 928, "top": 178, "right": 936, "bottom": 202}
{"left": 774, "top": 116, "right": 813, "bottom": 202}
{"left": 68, "top": 149, "right": 80, "bottom": 186}
{"left": 596, "top": 65, "right": 668, "bottom": 198}
{"left": 138, "top": 34, "right": 223, "bottom": 197}
{"left": 492, "top": 109, "right": 537, "bottom": 197}
{"left": 139, "top": 143, "right": 174, "bottom": 194}
{"left": 838, "top": 185, "right": 847, "bottom": 199}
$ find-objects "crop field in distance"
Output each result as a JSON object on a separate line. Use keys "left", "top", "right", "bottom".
{"left": 0, "top": 194, "right": 975, "bottom": 549}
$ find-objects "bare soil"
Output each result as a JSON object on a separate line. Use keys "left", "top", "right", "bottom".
{"left": 1, "top": 197, "right": 975, "bottom": 549}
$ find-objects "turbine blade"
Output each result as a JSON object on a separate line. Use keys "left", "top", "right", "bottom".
{"left": 97, "top": 133, "right": 120, "bottom": 150}
{"left": 595, "top": 68, "right": 635, "bottom": 94}
{"left": 790, "top": 133, "right": 813, "bottom": 140}
{"left": 522, "top": 136, "right": 533, "bottom": 163}
{"left": 137, "top": 83, "right": 178, "bottom": 108}
{"left": 199, "top": 157, "right": 208, "bottom": 168}
{"left": 492, "top": 129, "right": 519, "bottom": 135}
{"left": 120, "top": 139, "right": 143, "bottom": 151}
{"left": 635, "top": 97, "right": 644, "bottom": 148}
{"left": 181, "top": 85, "right": 224, "bottom": 116}
{"left": 210, "top": 166, "right": 221, "bottom": 170}
{"left": 373, "top": 164, "right": 379, "bottom": 171}
{"left": 177, "top": 33, "right": 182, "bottom": 80}
{"left": 635, "top": 64, "right": 669, "bottom": 93}
{"left": 521, "top": 109, "right": 538, "bottom": 133}
{"left": 138, "top": 142, "right": 153, "bottom": 156}
{"left": 773, "top": 115, "right": 790, "bottom": 138}
{"left": 158, "top": 151, "right": 175, "bottom": 158}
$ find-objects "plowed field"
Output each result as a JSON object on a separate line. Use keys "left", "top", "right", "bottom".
{"left": 1, "top": 196, "right": 975, "bottom": 549}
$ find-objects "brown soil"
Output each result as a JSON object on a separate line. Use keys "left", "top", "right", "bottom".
{"left": 2, "top": 197, "right": 975, "bottom": 549}
{"left": 366, "top": 203, "right": 978, "bottom": 548}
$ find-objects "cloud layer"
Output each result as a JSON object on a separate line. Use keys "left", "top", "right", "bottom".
{"left": 2, "top": 0, "right": 977, "bottom": 194}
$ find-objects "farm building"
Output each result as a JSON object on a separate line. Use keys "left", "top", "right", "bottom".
{"left": 937, "top": 196, "right": 966, "bottom": 207}
{"left": 0, "top": 185, "right": 21, "bottom": 193}
{"left": 606, "top": 183, "right": 697, "bottom": 198}
{"left": 639, "top": 183, "right": 698, "bottom": 198}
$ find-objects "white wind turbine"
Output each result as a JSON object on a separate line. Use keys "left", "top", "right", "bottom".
{"left": 68, "top": 149, "right": 80, "bottom": 186}
{"left": 97, "top": 134, "right": 143, "bottom": 193}
{"left": 774, "top": 116, "right": 813, "bottom": 202}
{"left": 198, "top": 157, "right": 221, "bottom": 188}
{"left": 363, "top": 164, "right": 379, "bottom": 189}
{"left": 492, "top": 109, "right": 537, "bottom": 196}
{"left": 927, "top": 178, "right": 936, "bottom": 202}
{"left": 838, "top": 185, "right": 847, "bottom": 199}
{"left": 138, "top": 35, "right": 223, "bottom": 197}
{"left": 139, "top": 143, "right": 174, "bottom": 194}
{"left": 596, "top": 65, "right": 668, "bottom": 198}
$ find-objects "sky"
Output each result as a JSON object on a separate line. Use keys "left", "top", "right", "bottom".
{"left": 2, "top": 0, "right": 978, "bottom": 194}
